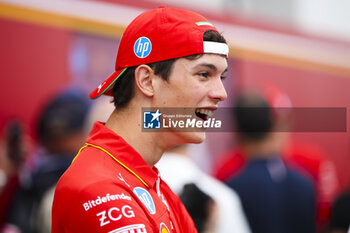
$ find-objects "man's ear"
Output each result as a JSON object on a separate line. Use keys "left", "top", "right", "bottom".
{"left": 134, "top": 65, "right": 154, "bottom": 97}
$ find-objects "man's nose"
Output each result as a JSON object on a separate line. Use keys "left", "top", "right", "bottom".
{"left": 209, "top": 79, "right": 227, "bottom": 102}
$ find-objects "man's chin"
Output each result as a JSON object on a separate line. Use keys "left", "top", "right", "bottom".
{"left": 183, "top": 131, "right": 206, "bottom": 144}
{"left": 161, "top": 130, "right": 206, "bottom": 148}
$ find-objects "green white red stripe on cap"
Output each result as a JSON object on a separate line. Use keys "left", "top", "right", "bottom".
{"left": 196, "top": 21, "right": 214, "bottom": 26}
{"left": 90, "top": 68, "right": 127, "bottom": 99}
{"left": 203, "top": 41, "right": 229, "bottom": 57}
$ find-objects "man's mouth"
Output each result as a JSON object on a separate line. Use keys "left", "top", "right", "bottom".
{"left": 195, "top": 108, "right": 214, "bottom": 121}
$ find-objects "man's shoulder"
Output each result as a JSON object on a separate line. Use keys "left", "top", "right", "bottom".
{"left": 53, "top": 145, "right": 136, "bottom": 209}
{"left": 56, "top": 144, "right": 123, "bottom": 187}
{"left": 56, "top": 174, "right": 131, "bottom": 196}
{"left": 52, "top": 173, "right": 149, "bottom": 232}
{"left": 53, "top": 171, "right": 135, "bottom": 215}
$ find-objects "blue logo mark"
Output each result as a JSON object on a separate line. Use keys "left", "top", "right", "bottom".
{"left": 133, "top": 187, "right": 156, "bottom": 214}
{"left": 134, "top": 37, "right": 152, "bottom": 58}
{"left": 143, "top": 109, "right": 161, "bottom": 129}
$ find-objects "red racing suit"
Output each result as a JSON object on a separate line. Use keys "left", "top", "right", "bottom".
{"left": 52, "top": 122, "right": 197, "bottom": 233}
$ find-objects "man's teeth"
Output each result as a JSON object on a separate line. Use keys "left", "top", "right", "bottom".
{"left": 195, "top": 108, "right": 214, "bottom": 117}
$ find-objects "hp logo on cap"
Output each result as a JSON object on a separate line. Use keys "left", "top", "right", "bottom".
{"left": 134, "top": 37, "right": 152, "bottom": 58}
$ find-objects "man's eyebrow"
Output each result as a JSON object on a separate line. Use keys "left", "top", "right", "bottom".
{"left": 194, "top": 63, "right": 228, "bottom": 73}
{"left": 195, "top": 63, "right": 217, "bottom": 71}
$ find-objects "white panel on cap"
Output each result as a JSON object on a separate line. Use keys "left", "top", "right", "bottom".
{"left": 203, "top": 41, "right": 229, "bottom": 57}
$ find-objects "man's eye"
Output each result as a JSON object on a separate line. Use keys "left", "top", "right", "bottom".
{"left": 198, "top": 72, "right": 209, "bottom": 78}
{"left": 220, "top": 75, "right": 227, "bottom": 80}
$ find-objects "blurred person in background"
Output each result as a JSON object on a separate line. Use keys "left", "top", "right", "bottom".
{"left": 328, "top": 188, "right": 350, "bottom": 233}
{"left": 0, "top": 121, "right": 27, "bottom": 232}
{"left": 225, "top": 91, "right": 316, "bottom": 233}
{"left": 156, "top": 144, "right": 251, "bottom": 233}
{"left": 215, "top": 86, "right": 340, "bottom": 233}
{"left": 5, "top": 88, "right": 90, "bottom": 233}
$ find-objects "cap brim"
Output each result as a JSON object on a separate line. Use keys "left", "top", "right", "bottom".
{"left": 89, "top": 68, "right": 127, "bottom": 99}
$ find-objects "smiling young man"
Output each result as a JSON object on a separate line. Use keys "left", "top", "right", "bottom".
{"left": 52, "top": 6, "right": 228, "bottom": 233}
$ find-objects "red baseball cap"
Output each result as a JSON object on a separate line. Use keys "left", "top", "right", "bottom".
{"left": 90, "top": 6, "right": 229, "bottom": 99}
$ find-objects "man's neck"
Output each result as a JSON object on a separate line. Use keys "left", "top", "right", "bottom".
{"left": 105, "top": 106, "right": 164, "bottom": 167}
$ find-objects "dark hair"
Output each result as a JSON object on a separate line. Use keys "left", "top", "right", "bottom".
{"left": 38, "top": 89, "right": 91, "bottom": 147}
{"left": 234, "top": 93, "right": 272, "bottom": 141}
{"left": 112, "top": 30, "right": 227, "bottom": 109}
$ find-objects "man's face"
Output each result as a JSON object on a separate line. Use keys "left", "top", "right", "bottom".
{"left": 153, "top": 53, "right": 228, "bottom": 145}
